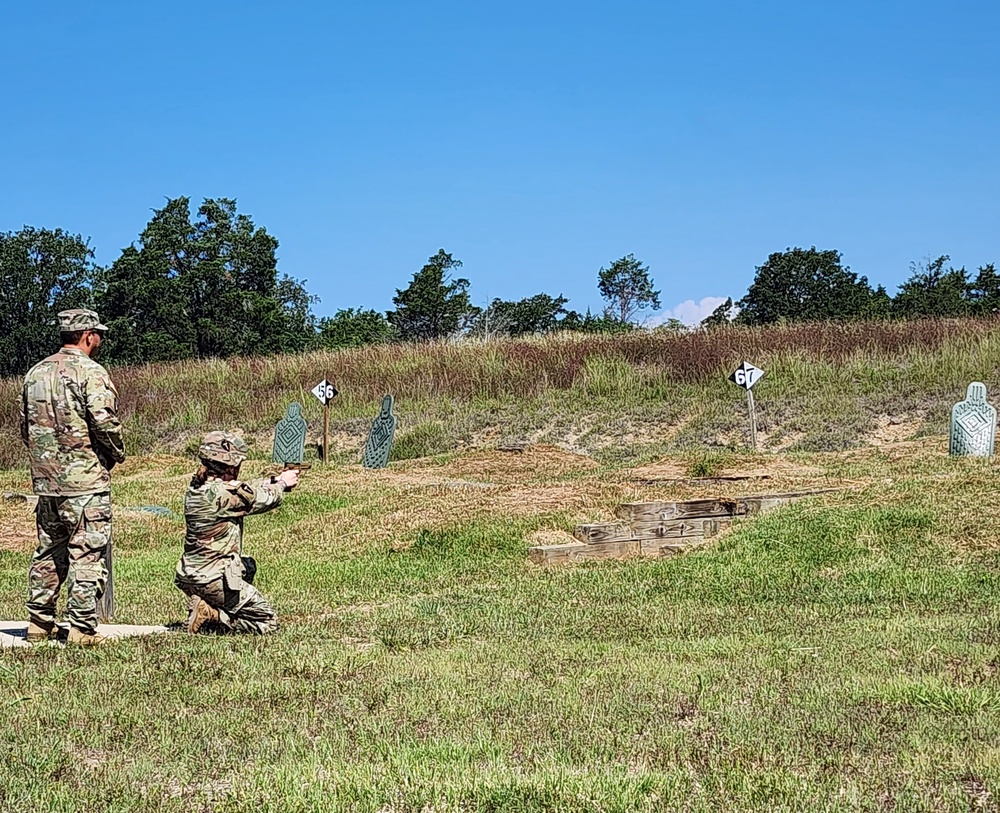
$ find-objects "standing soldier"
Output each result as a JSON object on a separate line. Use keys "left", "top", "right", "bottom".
{"left": 20, "top": 309, "right": 126, "bottom": 646}
{"left": 175, "top": 431, "right": 298, "bottom": 634}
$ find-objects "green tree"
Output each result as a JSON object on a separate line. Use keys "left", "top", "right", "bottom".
{"left": 560, "top": 308, "right": 636, "bottom": 334}
{"left": 597, "top": 254, "right": 661, "bottom": 324}
{"left": 651, "top": 318, "right": 687, "bottom": 334}
{"left": 861, "top": 284, "right": 893, "bottom": 320}
{"left": 387, "top": 250, "right": 478, "bottom": 342}
{"left": 317, "top": 308, "right": 396, "bottom": 348}
{"left": 97, "top": 199, "right": 197, "bottom": 364}
{"left": 964, "top": 263, "right": 1000, "bottom": 315}
{"left": 98, "top": 197, "right": 316, "bottom": 363}
{"left": 700, "top": 297, "right": 736, "bottom": 329}
{"left": 736, "top": 247, "right": 876, "bottom": 325}
{"left": 0, "top": 227, "right": 99, "bottom": 377}
{"left": 892, "top": 255, "right": 970, "bottom": 318}
{"left": 470, "top": 293, "right": 570, "bottom": 338}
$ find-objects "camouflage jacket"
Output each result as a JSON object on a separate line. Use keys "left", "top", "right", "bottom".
{"left": 175, "top": 477, "right": 286, "bottom": 585}
{"left": 20, "top": 348, "right": 126, "bottom": 497}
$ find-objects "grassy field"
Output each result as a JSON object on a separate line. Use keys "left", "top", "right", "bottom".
{"left": 1, "top": 434, "right": 1000, "bottom": 811}
{"left": 3, "top": 321, "right": 1000, "bottom": 811}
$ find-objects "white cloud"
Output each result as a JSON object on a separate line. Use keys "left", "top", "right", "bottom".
{"left": 645, "top": 296, "right": 731, "bottom": 327}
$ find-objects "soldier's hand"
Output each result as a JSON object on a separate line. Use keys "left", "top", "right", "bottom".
{"left": 277, "top": 469, "right": 300, "bottom": 490}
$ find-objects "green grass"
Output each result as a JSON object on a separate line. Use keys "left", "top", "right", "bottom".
{"left": 1, "top": 443, "right": 1000, "bottom": 811}
{"left": 390, "top": 422, "right": 456, "bottom": 461}
{"left": 4, "top": 320, "right": 1000, "bottom": 809}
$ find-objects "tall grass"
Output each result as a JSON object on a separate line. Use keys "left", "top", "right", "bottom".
{"left": 3, "top": 318, "right": 999, "bottom": 466}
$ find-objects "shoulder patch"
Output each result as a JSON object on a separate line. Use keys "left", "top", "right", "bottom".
{"left": 232, "top": 482, "right": 256, "bottom": 506}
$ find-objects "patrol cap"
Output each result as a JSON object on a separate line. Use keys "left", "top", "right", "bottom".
{"left": 58, "top": 308, "right": 109, "bottom": 333}
{"left": 198, "top": 431, "right": 249, "bottom": 466}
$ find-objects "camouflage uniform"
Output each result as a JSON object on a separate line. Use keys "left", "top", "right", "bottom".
{"left": 20, "top": 309, "right": 125, "bottom": 635}
{"left": 174, "top": 432, "right": 286, "bottom": 634}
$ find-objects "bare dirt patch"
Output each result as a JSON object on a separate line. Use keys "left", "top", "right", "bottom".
{"left": 761, "top": 430, "right": 807, "bottom": 452}
{"left": 435, "top": 444, "right": 598, "bottom": 482}
{"left": 627, "top": 458, "right": 824, "bottom": 483}
{"left": 372, "top": 481, "right": 602, "bottom": 542}
{"left": 867, "top": 414, "right": 925, "bottom": 445}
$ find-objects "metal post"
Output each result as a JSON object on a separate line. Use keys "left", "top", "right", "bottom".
{"left": 747, "top": 388, "right": 758, "bottom": 452}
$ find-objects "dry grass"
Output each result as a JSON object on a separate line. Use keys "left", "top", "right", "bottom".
{"left": 4, "top": 317, "right": 1000, "bottom": 468}
{"left": 0, "top": 499, "right": 34, "bottom": 552}
{"left": 435, "top": 444, "right": 598, "bottom": 482}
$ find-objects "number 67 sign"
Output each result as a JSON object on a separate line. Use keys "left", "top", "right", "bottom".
{"left": 728, "top": 362, "right": 765, "bottom": 450}
{"left": 729, "top": 361, "right": 764, "bottom": 390}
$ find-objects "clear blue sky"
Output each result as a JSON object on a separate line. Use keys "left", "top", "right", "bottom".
{"left": 2, "top": 1, "right": 998, "bottom": 324}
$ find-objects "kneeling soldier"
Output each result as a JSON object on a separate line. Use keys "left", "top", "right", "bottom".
{"left": 175, "top": 431, "right": 298, "bottom": 634}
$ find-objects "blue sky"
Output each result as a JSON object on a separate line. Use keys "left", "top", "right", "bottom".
{"left": 2, "top": 1, "right": 998, "bottom": 324}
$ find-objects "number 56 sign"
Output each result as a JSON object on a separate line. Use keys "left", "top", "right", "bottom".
{"left": 311, "top": 379, "right": 339, "bottom": 406}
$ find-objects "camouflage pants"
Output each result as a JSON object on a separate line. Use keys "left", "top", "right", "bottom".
{"left": 28, "top": 493, "right": 111, "bottom": 635}
{"left": 174, "top": 574, "right": 278, "bottom": 635}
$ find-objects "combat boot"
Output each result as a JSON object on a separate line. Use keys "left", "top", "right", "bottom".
{"left": 186, "top": 598, "right": 220, "bottom": 634}
{"left": 67, "top": 627, "right": 109, "bottom": 647}
{"left": 26, "top": 620, "right": 55, "bottom": 643}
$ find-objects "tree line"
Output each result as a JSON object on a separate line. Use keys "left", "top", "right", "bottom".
{"left": 706, "top": 247, "right": 1000, "bottom": 328}
{"left": 2, "top": 196, "right": 995, "bottom": 378}
{"left": 0, "top": 197, "right": 661, "bottom": 377}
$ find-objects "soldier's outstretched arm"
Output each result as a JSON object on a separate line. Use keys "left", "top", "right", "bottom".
{"left": 224, "top": 479, "right": 286, "bottom": 518}
{"left": 85, "top": 369, "right": 126, "bottom": 465}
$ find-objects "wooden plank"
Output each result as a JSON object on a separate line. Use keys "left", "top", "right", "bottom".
{"left": 529, "top": 539, "right": 640, "bottom": 564}
{"left": 528, "top": 542, "right": 590, "bottom": 564}
{"left": 739, "top": 496, "right": 790, "bottom": 514}
{"left": 616, "top": 499, "right": 742, "bottom": 522}
{"left": 573, "top": 522, "right": 632, "bottom": 544}
{"left": 738, "top": 490, "right": 840, "bottom": 514}
{"left": 631, "top": 475, "right": 771, "bottom": 485}
{"left": 616, "top": 490, "right": 840, "bottom": 522}
{"left": 629, "top": 517, "right": 729, "bottom": 542}
{"left": 567, "top": 540, "right": 640, "bottom": 562}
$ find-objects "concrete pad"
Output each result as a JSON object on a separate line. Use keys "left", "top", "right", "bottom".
{"left": 94, "top": 623, "right": 171, "bottom": 639}
{"left": 2, "top": 492, "right": 38, "bottom": 508}
{"left": 0, "top": 630, "right": 30, "bottom": 649}
{"left": 0, "top": 620, "right": 170, "bottom": 648}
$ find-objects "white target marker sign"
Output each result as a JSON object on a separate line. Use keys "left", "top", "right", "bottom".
{"left": 311, "top": 379, "right": 339, "bottom": 406}
{"left": 729, "top": 361, "right": 764, "bottom": 391}
{"left": 728, "top": 362, "right": 764, "bottom": 451}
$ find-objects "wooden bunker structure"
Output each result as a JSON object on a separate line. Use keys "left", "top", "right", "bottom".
{"left": 529, "top": 490, "right": 832, "bottom": 565}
